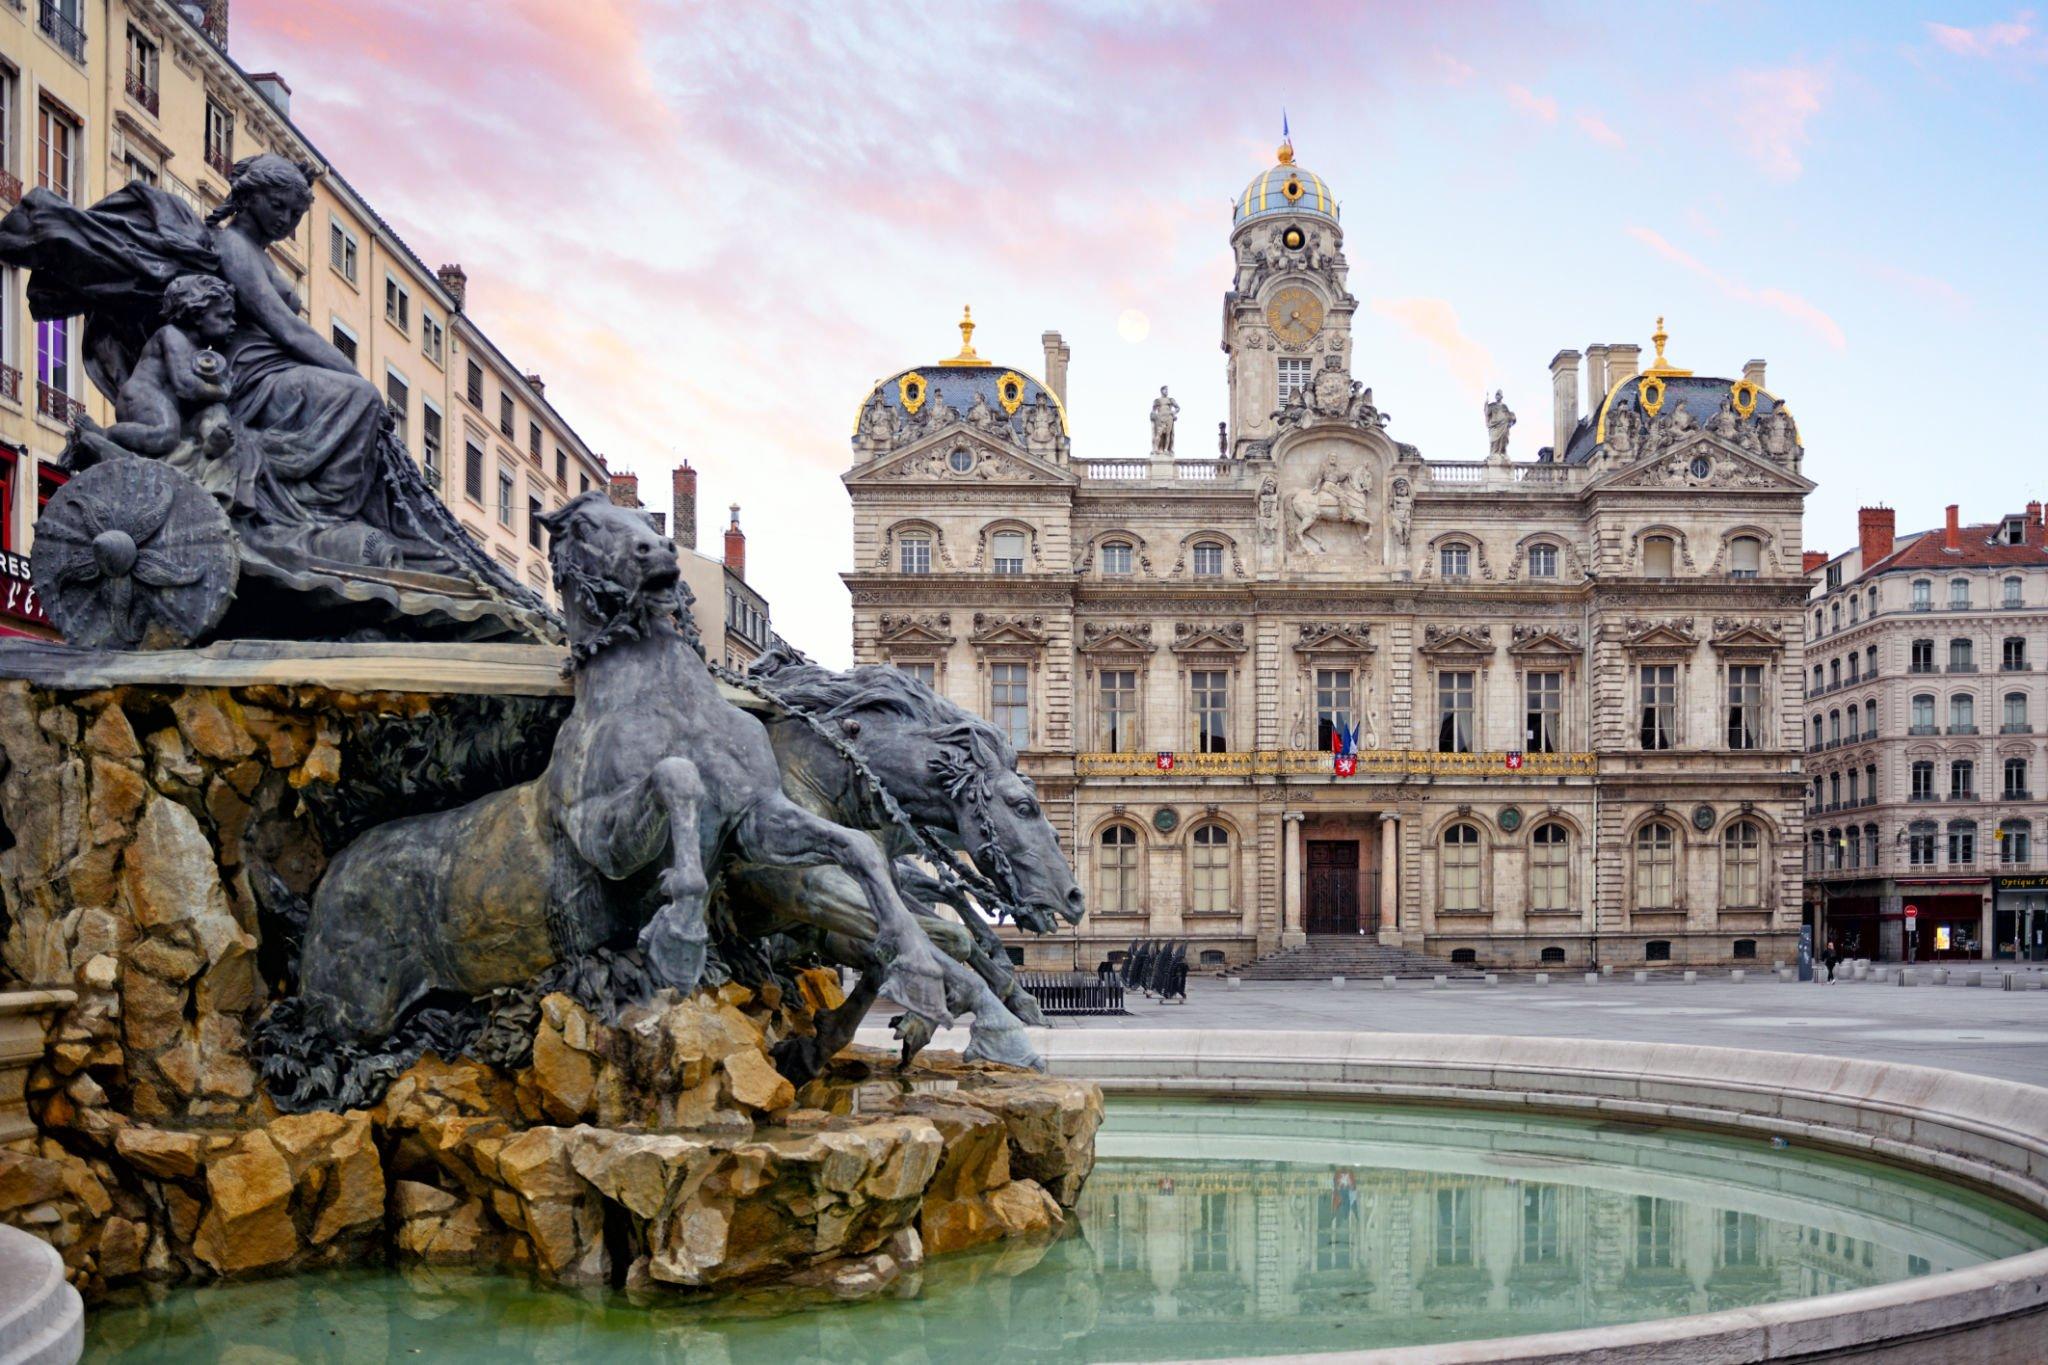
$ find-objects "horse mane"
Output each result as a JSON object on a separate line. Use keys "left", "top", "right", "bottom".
{"left": 750, "top": 658, "right": 1014, "bottom": 766}
{"left": 543, "top": 493, "right": 703, "bottom": 673}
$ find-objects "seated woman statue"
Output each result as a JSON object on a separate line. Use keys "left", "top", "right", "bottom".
{"left": 0, "top": 156, "right": 525, "bottom": 592}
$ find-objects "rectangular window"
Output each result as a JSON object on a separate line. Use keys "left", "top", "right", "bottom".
{"left": 421, "top": 403, "right": 443, "bottom": 484}
{"left": 0, "top": 67, "right": 14, "bottom": 183}
{"left": 1951, "top": 638, "right": 1974, "bottom": 671}
{"left": 1530, "top": 827, "right": 1569, "bottom": 910}
{"left": 38, "top": 0, "right": 85, "bottom": 62}
{"left": 1527, "top": 543, "right": 1557, "bottom": 578}
{"left": 527, "top": 496, "right": 543, "bottom": 549}
{"left": 497, "top": 470, "right": 515, "bottom": 526}
{"left": 1634, "top": 1197, "right": 1677, "bottom": 1270}
{"left": 1522, "top": 1186, "right": 1563, "bottom": 1266}
{"left": 1277, "top": 356, "right": 1312, "bottom": 404}
{"left": 1434, "top": 1188, "right": 1473, "bottom": 1268}
{"left": 463, "top": 439, "right": 485, "bottom": 503}
{"left": 1192, "top": 670, "right": 1228, "bottom": 754}
{"left": 1951, "top": 759, "right": 1975, "bottom": 799}
{"left": 2004, "top": 823, "right": 2031, "bottom": 864}
{"left": 528, "top": 420, "right": 542, "bottom": 460}
{"left": 1908, "top": 825, "right": 1936, "bottom": 865}
{"left": 383, "top": 369, "right": 408, "bottom": 445}
{"left": 1911, "top": 639, "right": 1934, "bottom": 673}
{"left": 465, "top": 359, "right": 484, "bottom": 407}
{"left": 122, "top": 154, "right": 157, "bottom": 187}
{"left": 2006, "top": 578, "right": 2025, "bottom": 607}
{"left": 1098, "top": 669, "right": 1137, "bottom": 753}
{"left": 1315, "top": 668, "right": 1353, "bottom": 750}
{"left": 990, "top": 530, "right": 1026, "bottom": 575}
{"left": 203, "top": 99, "right": 233, "bottom": 178}
{"left": 328, "top": 220, "right": 359, "bottom": 284}
{"left": 2005, "top": 757, "right": 2028, "bottom": 800}
{"left": 1525, "top": 672, "right": 1561, "bottom": 754}
{"left": 896, "top": 662, "right": 936, "bottom": 689}
{"left": 124, "top": 27, "right": 159, "bottom": 114}
{"left": 554, "top": 450, "right": 567, "bottom": 486}
{"left": 991, "top": 663, "right": 1030, "bottom": 750}
{"left": 1643, "top": 536, "right": 1674, "bottom": 578}
{"left": 1638, "top": 664, "right": 1677, "bottom": 750}
{"left": 1437, "top": 670, "right": 1474, "bottom": 753}
{"left": 2005, "top": 638, "right": 2028, "bottom": 671}
{"left": 1192, "top": 542, "right": 1224, "bottom": 577}
{"left": 384, "top": 277, "right": 410, "bottom": 333}
{"left": 1913, "top": 580, "right": 1932, "bottom": 610}
{"left": 420, "top": 311, "right": 444, "bottom": 365}
{"left": 36, "top": 99, "right": 76, "bottom": 198}
{"left": 898, "top": 535, "right": 930, "bottom": 575}
{"left": 1951, "top": 578, "right": 1970, "bottom": 608}
{"left": 1726, "top": 665, "right": 1763, "bottom": 751}
{"left": 1100, "top": 542, "right": 1132, "bottom": 575}
{"left": 1440, "top": 544, "right": 1470, "bottom": 578}
{"left": 329, "top": 322, "right": 358, "bottom": 367}
{"left": 1950, "top": 823, "right": 1976, "bottom": 865}
{"left": 36, "top": 315, "right": 69, "bottom": 395}
{"left": 498, "top": 393, "right": 514, "bottom": 438}
{"left": 1911, "top": 760, "right": 1934, "bottom": 801}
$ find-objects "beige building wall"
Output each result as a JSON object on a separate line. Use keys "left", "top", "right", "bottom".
{"left": 0, "top": 0, "right": 606, "bottom": 624}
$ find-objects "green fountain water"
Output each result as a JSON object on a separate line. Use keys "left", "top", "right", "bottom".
{"left": 87, "top": 1096, "right": 2048, "bottom": 1362}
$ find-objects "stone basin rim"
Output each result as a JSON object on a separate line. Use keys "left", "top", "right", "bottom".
{"left": 859, "top": 1026, "right": 2048, "bottom": 1364}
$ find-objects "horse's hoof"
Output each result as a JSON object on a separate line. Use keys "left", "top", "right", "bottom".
{"left": 639, "top": 924, "right": 708, "bottom": 995}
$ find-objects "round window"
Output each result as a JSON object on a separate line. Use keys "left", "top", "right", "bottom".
{"left": 948, "top": 448, "right": 974, "bottom": 473}
{"left": 1282, "top": 226, "right": 1305, "bottom": 250}
{"left": 1689, "top": 456, "right": 1711, "bottom": 479}
{"left": 1152, "top": 807, "right": 1179, "bottom": 834}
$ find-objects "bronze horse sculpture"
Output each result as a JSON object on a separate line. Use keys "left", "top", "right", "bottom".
{"left": 288, "top": 494, "right": 964, "bottom": 1060}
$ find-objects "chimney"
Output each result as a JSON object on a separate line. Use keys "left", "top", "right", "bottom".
{"left": 1802, "top": 550, "right": 1828, "bottom": 575}
{"left": 1945, "top": 504, "right": 1961, "bottom": 552}
{"left": 200, "top": 0, "right": 228, "bottom": 47}
{"left": 672, "top": 463, "right": 698, "bottom": 550}
{"left": 1040, "top": 330, "right": 1070, "bottom": 405}
{"left": 436, "top": 264, "right": 467, "bottom": 312}
{"left": 2029, "top": 500, "right": 2043, "bottom": 533}
{"left": 523, "top": 372, "right": 545, "bottom": 398}
{"left": 723, "top": 505, "right": 746, "bottom": 580}
{"left": 1742, "top": 359, "right": 1768, "bottom": 389}
{"left": 1606, "top": 342, "right": 1642, "bottom": 385}
{"left": 648, "top": 512, "right": 666, "bottom": 536}
{"left": 1584, "top": 343, "right": 1611, "bottom": 402}
{"left": 246, "top": 71, "right": 290, "bottom": 117}
{"left": 1549, "top": 349, "right": 1581, "bottom": 460}
{"left": 1857, "top": 506, "right": 1895, "bottom": 567}
{"left": 607, "top": 472, "right": 640, "bottom": 508}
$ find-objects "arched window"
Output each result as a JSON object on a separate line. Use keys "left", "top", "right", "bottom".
{"left": 1907, "top": 820, "right": 1938, "bottom": 866}
{"left": 1190, "top": 824, "right": 1232, "bottom": 914}
{"left": 1831, "top": 603, "right": 1841, "bottom": 632}
{"left": 1949, "top": 758, "right": 1974, "bottom": 799}
{"left": 1829, "top": 659, "right": 1842, "bottom": 688}
{"left": 2005, "top": 576, "right": 2024, "bottom": 607}
{"left": 1829, "top": 772, "right": 1841, "bottom": 806}
{"left": 1950, "top": 638, "right": 1974, "bottom": 671}
{"left": 1643, "top": 535, "right": 1675, "bottom": 579}
{"left": 898, "top": 531, "right": 932, "bottom": 575}
{"left": 1910, "top": 694, "right": 1935, "bottom": 732}
{"left": 1192, "top": 540, "right": 1225, "bottom": 577}
{"left": 1441, "top": 823, "right": 1482, "bottom": 911}
{"left": 1827, "top": 828, "right": 1843, "bottom": 871}
{"left": 1828, "top": 709, "right": 1841, "bottom": 743}
{"left": 1864, "top": 822, "right": 1879, "bottom": 866}
{"left": 1729, "top": 536, "right": 1761, "bottom": 578}
{"left": 1866, "top": 644, "right": 1878, "bottom": 676}
{"left": 1097, "top": 825, "right": 1140, "bottom": 914}
{"left": 1869, "top": 587, "right": 1879, "bottom": 617}
{"left": 1950, "top": 577, "right": 1971, "bottom": 608}
{"left": 1634, "top": 822, "right": 1677, "bottom": 908}
{"left": 1530, "top": 823, "right": 1570, "bottom": 911}
{"left": 1100, "top": 540, "right": 1134, "bottom": 576}
{"left": 990, "top": 529, "right": 1027, "bottom": 575}
{"left": 1950, "top": 694, "right": 1975, "bottom": 732}
{"left": 1527, "top": 543, "right": 1558, "bottom": 578}
{"left": 1722, "top": 819, "right": 1764, "bottom": 907}
{"left": 1540, "top": 946, "right": 1566, "bottom": 964}
{"left": 1810, "top": 715, "right": 1823, "bottom": 748}
{"left": 1849, "top": 597, "right": 1860, "bottom": 624}
{"left": 1912, "top": 578, "right": 1931, "bottom": 609}
{"left": 1645, "top": 940, "right": 1672, "bottom": 962}
{"left": 1847, "top": 653, "right": 1860, "bottom": 682}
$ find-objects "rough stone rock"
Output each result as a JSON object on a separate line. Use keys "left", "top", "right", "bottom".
{"left": 240, "top": 707, "right": 314, "bottom": 770}
{"left": 98, "top": 1215, "right": 146, "bottom": 1279}
{"left": 794, "top": 966, "right": 846, "bottom": 1014}
{"left": 170, "top": 692, "right": 254, "bottom": 763}
{"left": 119, "top": 971, "right": 186, "bottom": 1053}
{"left": 529, "top": 1002, "right": 598, "bottom": 1124}
{"left": 965, "top": 1076, "right": 1103, "bottom": 1206}
{"left": 567, "top": 1130, "right": 712, "bottom": 1220}
{"left": 145, "top": 727, "right": 205, "bottom": 788}
{"left": 193, "top": 1132, "right": 297, "bottom": 1273}
{"left": 310, "top": 1114, "right": 384, "bottom": 1245}
{"left": 113, "top": 1127, "right": 202, "bottom": 1180}
{"left": 721, "top": 1046, "right": 794, "bottom": 1114}
{"left": 124, "top": 936, "right": 201, "bottom": 984}
{"left": 81, "top": 953, "right": 120, "bottom": 990}
{"left": 83, "top": 704, "right": 142, "bottom": 761}
{"left": 0, "top": 1150, "right": 66, "bottom": 1212}
{"left": 120, "top": 798, "right": 240, "bottom": 966}
{"left": 394, "top": 1180, "right": 458, "bottom": 1218}
{"left": 88, "top": 757, "right": 148, "bottom": 844}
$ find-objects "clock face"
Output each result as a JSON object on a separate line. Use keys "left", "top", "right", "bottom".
{"left": 1266, "top": 287, "right": 1324, "bottom": 345}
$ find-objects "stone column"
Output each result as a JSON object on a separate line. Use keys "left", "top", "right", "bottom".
{"left": 1379, "top": 814, "right": 1400, "bottom": 945}
{"left": 1283, "top": 812, "right": 1307, "bottom": 947}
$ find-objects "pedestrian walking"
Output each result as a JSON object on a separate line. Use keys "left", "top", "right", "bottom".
{"left": 1821, "top": 938, "right": 1841, "bottom": 985}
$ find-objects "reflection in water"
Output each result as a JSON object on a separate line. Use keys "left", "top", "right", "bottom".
{"left": 87, "top": 1099, "right": 2048, "bottom": 1364}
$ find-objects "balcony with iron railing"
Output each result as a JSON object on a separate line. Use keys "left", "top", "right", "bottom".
{"left": 35, "top": 382, "right": 84, "bottom": 426}
{"left": 205, "top": 144, "right": 234, "bottom": 181}
{"left": 1950, "top": 724, "right": 1980, "bottom": 736}
{"left": 2003, "top": 722, "right": 2035, "bottom": 734}
{"left": 1908, "top": 724, "right": 1940, "bottom": 736}
{"left": 39, "top": 1, "right": 86, "bottom": 63}
{"left": 1949, "top": 662, "right": 1979, "bottom": 674}
{"left": 0, "top": 170, "right": 21, "bottom": 209}
{"left": 126, "top": 69, "right": 159, "bottom": 117}
{"left": 0, "top": 366, "right": 18, "bottom": 405}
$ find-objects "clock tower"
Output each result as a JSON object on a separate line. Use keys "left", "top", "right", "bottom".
{"left": 1222, "top": 134, "right": 1357, "bottom": 456}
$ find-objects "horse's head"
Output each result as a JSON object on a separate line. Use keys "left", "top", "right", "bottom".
{"left": 927, "top": 719, "right": 1084, "bottom": 931}
{"left": 536, "top": 492, "right": 695, "bottom": 666}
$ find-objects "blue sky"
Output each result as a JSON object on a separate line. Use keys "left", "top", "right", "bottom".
{"left": 238, "top": 1, "right": 2048, "bottom": 663}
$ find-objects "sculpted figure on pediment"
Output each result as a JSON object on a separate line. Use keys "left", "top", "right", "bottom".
{"left": 1022, "top": 392, "right": 1060, "bottom": 458}
{"left": 964, "top": 390, "right": 1001, "bottom": 433}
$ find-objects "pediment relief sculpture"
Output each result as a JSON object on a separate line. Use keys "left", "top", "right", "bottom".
{"left": 1508, "top": 623, "right": 1582, "bottom": 654}
{"left": 1170, "top": 620, "right": 1249, "bottom": 655}
{"left": 1598, "top": 396, "right": 1802, "bottom": 476}
{"left": 969, "top": 611, "right": 1049, "bottom": 648}
{"left": 877, "top": 611, "right": 954, "bottom": 646}
{"left": 1612, "top": 615, "right": 1700, "bottom": 650}
{"left": 1273, "top": 353, "right": 1390, "bottom": 435}
{"left": 1292, "top": 621, "right": 1374, "bottom": 655}
{"left": 855, "top": 385, "right": 1070, "bottom": 463}
{"left": 1285, "top": 452, "right": 1374, "bottom": 555}
{"left": 1710, "top": 616, "right": 1786, "bottom": 651}
{"left": 1078, "top": 621, "right": 1156, "bottom": 654}
{"left": 1419, "top": 624, "right": 1495, "bottom": 657}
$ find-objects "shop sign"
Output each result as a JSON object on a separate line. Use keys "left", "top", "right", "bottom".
{"left": 0, "top": 550, "right": 45, "bottom": 626}
{"left": 1996, "top": 875, "right": 2048, "bottom": 892}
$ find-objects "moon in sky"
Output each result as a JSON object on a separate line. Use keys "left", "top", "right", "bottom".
{"left": 1117, "top": 309, "right": 1150, "bottom": 343}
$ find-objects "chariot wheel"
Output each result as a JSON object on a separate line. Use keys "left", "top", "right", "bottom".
{"left": 31, "top": 457, "right": 237, "bottom": 650}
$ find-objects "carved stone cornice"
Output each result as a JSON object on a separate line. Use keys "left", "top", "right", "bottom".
{"left": 1610, "top": 616, "right": 1700, "bottom": 654}
{"left": 1508, "top": 624, "right": 1582, "bottom": 654}
{"left": 1418, "top": 624, "right": 1495, "bottom": 660}
{"left": 1709, "top": 616, "right": 1786, "bottom": 653}
{"left": 1169, "top": 621, "right": 1249, "bottom": 656}
{"left": 1077, "top": 622, "right": 1156, "bottom": 655}
{"left": 876, "top": 612, "right": 954, "bottom": 648}
{"left": 969, "top": 612, "right": 1049, "bottom": 650}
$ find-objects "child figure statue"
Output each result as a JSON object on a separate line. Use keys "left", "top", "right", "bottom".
{"left": 68, "top": 274, "right": 239, "bottom": 485}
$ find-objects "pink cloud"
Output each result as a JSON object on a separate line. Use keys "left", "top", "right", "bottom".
{"left": 1730, "top": 66, "right": 1828, "bottom": 181}
{"left": 1626, "top": 227, "right": 1846, "bottom": 350}
{"left": 1504, "top": 83, "right": 1559, "bottom": 123}
{"left": 1433, "top": 50, "right": 1477, "bottom": 83}
{"left": 1574, "top": 111, "right": 1626, "bottom": 149}
{"left": 1866, "top": 262, "right": 1969, "bottom": 311}
{"left": 1927, "top": 10, "right": 2041, "bottom": 57}
{"left": 1372, "top": 297, "right": 1497, "bottom": 399}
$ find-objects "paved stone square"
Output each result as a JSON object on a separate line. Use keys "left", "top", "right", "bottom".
{"left": 1029, "top": 968, "right": 2048, "bottom": 1086}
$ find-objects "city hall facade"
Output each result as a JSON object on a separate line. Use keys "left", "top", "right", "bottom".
{"left": 842, "top": 140, "right": 1812, "bottom": 971}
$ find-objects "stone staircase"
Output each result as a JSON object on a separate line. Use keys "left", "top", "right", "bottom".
{"left": 1229, "top": 934, "right": 1482, "bottom": 982}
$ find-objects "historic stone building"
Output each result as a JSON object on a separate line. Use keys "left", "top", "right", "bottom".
{"left": 0, "top": 0, "right": 609, "bottom": 628}
{"left": 1804, "top": 503, "right": 2048, "bottom": 963}
{"left": 842, "top": 138, "right": 1812, "bottom": 971}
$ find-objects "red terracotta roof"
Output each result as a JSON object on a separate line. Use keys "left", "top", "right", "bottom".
{"left": 1867, "top": 517, "right": 2048, "bottom": 574}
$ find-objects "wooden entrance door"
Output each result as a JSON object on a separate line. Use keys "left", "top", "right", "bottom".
{"left": 1306, "top": 840, "right": 1360, "bottom": 934}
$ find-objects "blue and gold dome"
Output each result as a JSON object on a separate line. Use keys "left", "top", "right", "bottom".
{"left": 851, "top": 308, "right": 1070, "bottom": 443}
{"left": 1234, "top": 139, "right": 1336, "bottom": 226}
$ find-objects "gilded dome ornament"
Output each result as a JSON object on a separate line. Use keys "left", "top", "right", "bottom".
{"left": 1637, "top": 374, "right": 1667, "bottom": 417}
{"left": 898, "top": 372, "right": 927, "bottom": 414}
{"left": 1282, "top": 176, "right": 1305, "bottom": 202}
{"left": 996, "top": 371, "right": 1027, "bottom": 415}
{"left": 938, "top": 305, "right": 983, "bottom": 367}
{"left": 1730, "top": 378, "right": 1760, "bottom": 418}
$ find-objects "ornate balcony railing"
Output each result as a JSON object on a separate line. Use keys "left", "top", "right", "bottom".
{"left": 39, "top": 1, "right": 85, "bottom": 63}
{"left": 205, "top": 145, "right": 234, "bottom": 181}
{"left": 126, "top": 70, "right": 159, "bottom": 117}
{"left": 0, "top": 365, "right": 19, "bottom": 404}
{"left": 1074, "top": 749, "right": 1598, "bottom": 779}
{"left": 1075, "top": 460, "right": 1153, "bottom": 481}
{"left": 35, "top": 382, "right": 84, "bottom": 425}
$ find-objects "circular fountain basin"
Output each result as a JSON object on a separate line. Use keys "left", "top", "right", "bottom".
{"left": 83, "top": 1031, "right": 2048, "bottom": 1362}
